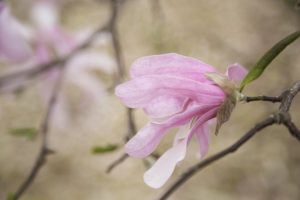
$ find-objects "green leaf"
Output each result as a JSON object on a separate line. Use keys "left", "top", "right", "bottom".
{"left": 92, "top": 144, "right": 118, "bottom": 154}
{"left": 240, "top": 30, "right": 300, "bottom": 92}
{"left": 9, "top": 128, "right": 38, "bottom": 139}
{"left": 7, "top": 193, "right": 15, "bottom": 200}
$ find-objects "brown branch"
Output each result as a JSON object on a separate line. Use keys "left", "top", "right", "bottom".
{"left": 245, "top": 95, "right": 282, "bottom": 103}
{"left": 0, "top": 21, "right": 109, "bottom": 93}
{"left": 157, "top": 80, "right": 300, "bottom": 200}
{"left": 7, "top": 1, "right": 129, "bottom": 199}
{"left": 105, "top": 0, "right": 137, "bottom": 174}
{"left": 13, "top": 67, "right": 66, "bottom": 200}
{"left": 283, "top": 120, "right": 300, "bottom": 140}
{"left": 106, "top": 153, "right": 129, "bottom": 173}
{"left": 157, "top": 117, "right": 275, "bottom": 200}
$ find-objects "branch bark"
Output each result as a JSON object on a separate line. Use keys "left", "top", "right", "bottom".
{"left": 13, "top": 67, "right": 66, "bottom": 200}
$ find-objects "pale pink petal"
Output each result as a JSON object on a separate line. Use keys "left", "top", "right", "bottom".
{"left": 126, "top": 104, "right": 218, "bottom": 158}
{"left": 226, "top": 63, "right": 248, "bottom": 82}
{"left": 0, "top": 4, "right": 31, "bottom": 61}
{"left": 130, "top": 53, "right": 217, "bottom": 83}
{"left": 125, "top": 123, "right": 168, "bottom": 158}
{"left": 31, "top": 1, "right": 58, "bottom": 31}
{"left": 144, "top": 108, "right": 219, "bottom": 188}
{"left": 187, "top": 107, "right": 219, "bottom": 144}
{"left": 144, "top": 96, "right": 188, "bottom": 119}
{"left": 115, "top": 75, "right": 225, "bottom": 108}
{"left": 144, "top": 124, "right": 190, "bottom": 188}
{"left": 50, "top": 27, "right": 76, "bottom": 56}
{"left": 195, "top": 122, "right": 210, "bottom": 158}
{"left": 67, "top": 51, "right": 116, "bottom": 74}
{"left": 154, "top": 103, "right": 218, "bottom": 126}
{"left": 36, "top": 43, "right": 50, "bottom": 64}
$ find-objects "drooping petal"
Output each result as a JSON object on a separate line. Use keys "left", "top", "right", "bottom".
{"left": 0, "top": 3, "right": 31, "bottom": 61}
{"left": 130, "top": 53, "right": 217, "bottom": 83}
{"left": 194, "top": 117, "right": 216, "bottom": 158}
{"left": 125, "top": 123, "right": 168, "bottom": 158}
{"left": 195, "top": 122, "right": 210, "bottom": 158}
{"left": 143, "top": 124, "right": 190, "bottom": 188}
{"left": 144, "top": 108, "right": 219, "bottom": 188}
{"left": 144, "top": 96, "right": 188, "bottom": 119}
{"left": 115, "top": 75, "right": 226, "bottom": 108}
{"left": 226, "top": 63, "right": 248, "bottom": 82}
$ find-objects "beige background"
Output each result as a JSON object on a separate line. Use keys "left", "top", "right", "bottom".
{"left": 1, "top": 0, "right": 300, "bottom": 200}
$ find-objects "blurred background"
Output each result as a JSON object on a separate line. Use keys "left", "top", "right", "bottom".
{"left": 1, "top": 0, "right": 300, "bottom": 199}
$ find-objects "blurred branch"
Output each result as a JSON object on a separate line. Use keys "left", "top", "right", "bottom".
{"left": 106, "top": 0, "right": 137, "bottom": 174}
{"left": 12, "top": 67, "right": 66, "bottom": 200}
{"left": 106, "top": 153, "right": 129, "bottom": 173}
{"left": 157, "top": 80, "right": 300, "bottom": 200}
{"left": 6, "top": 1, "right": 130, "bottom": 199}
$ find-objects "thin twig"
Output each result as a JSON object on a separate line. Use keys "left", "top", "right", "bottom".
{"left": 13, "top": 66, "right": 66, "bottom": 200}
{"left": 0, "top": 24, "right": 109, "bottom": 93}
{"left": 245, "top": 95, "right": 282, "bottom": 103}
{"left": 157, "top": 117, "right": 275, "bottom": 200}
{"left": 106, "top": 153, "right": 129, "bottom": 173}
{"left": 8, "top": 1, "right": 127, "bottom": 199}
{"left": 157, "top": 80, "right": 300, "bottom": 200}
{"left": 105, "top": 0, "right": 137, "bottom": 173}
{"left": 283, "top": 120, "right": 300, "bottom": 141}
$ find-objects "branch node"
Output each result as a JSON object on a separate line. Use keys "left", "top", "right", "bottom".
{"left": 273, "top": 111, "right": 291, "bottom": 124}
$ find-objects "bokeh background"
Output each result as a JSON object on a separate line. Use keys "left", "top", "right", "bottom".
{"left": 1, "top": 0, "right": 300, "bottom": 199}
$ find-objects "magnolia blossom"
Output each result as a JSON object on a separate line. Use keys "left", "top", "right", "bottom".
{"left": 0, "top": 2, "right": 31, "bottom": 61}
{"left": 1, "top": 1, "right": 116, "bottom": 129}
{"left": 115, "top": 53, "right": 248, "bottom": 188}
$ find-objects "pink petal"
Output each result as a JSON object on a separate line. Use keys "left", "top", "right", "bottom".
{"left": 187, "top": 107, "right": 219, "bottom": 145}
{"left": 130, "top": 53, "right": 217, "bottom": 83}
{"left": 125, "top": 104, "right": 219, "bottom": 158}
{"left": 144, "top": 96, "right": 188, "bottom": 119}
{"left": 115, "top": 75, "right": 225, "bottom": 108}
{"left": 195, "top": 121, "right": 210, "bottom": 158}
{"left": 157, "top": 103, "right": 218, "bottom": 126}
{"left": 144, "top": 108, "right": 219, "bottom": 188}
{"left": 144, "top": 124, "right": 190, "bottom": 188}
{"left": 125, "top": 123, "right": 168, "bottom": 158}
{"left": 31, "top": 1, "right": 58, "bottom": 31}
{"left": 0, "top": 4, "right": 31, "bottom": 61}
{"left": 226, "top": 64, "right": 248, "bottom": 82}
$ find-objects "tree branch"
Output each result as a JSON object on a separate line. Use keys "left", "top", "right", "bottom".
{"left": 12, "top": 67, "right": 66, "bottom": 200}
{"left": 157, "top": 80, "right": 300, "bottom": 200}
{"left": 245, "top": 95, "right": 282, "bottom": 103}
{"left": 6, "top": 1, "right": 129, "bottom": 199}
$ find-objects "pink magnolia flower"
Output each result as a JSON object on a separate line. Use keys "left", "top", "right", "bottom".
{"left": 115, "top": 53, "right": 248, "bottom": 188}
{"left": 0, "top": 2, "right": 31, "bottom": 61}
{"left": 1, "top": 1, "right": 116, "bottom": 129}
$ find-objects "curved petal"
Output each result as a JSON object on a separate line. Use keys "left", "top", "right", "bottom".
{"left": 187, "top": 107, "right": 219, "bottom": 144}
{"left": 195, "top": 122, "right": 210, "bottom": 158}
{"left": 144, "top": 108, "right": 219, "bottom": 188}
{"left": 226, "top": 64, "right": 248, "bottom": 83}
{"left": 144, "top": 96, "right": 188, "bottom": 119}
{"left": 144, "top": 124, "right": 190, "bottom": 188}
{"left": 194, "top": 117, "right": 216, "bottom": 158}
{"left": 154, "top": 103, "right": 218, "bottom": 126}
{"left": 130, "top": 53, "right": 217, "bottom": 83}
{"left": 0, "top": 4, "right": 31, "bottom": 61}
{"left": 115, "top": 75, "right": 225, "bottom": 108}
{"left": 125, "top": 123, "right": 168, "bottom": 158}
